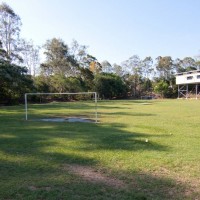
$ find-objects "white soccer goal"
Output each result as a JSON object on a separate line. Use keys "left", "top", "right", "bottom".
{"left": 25, "top": 92, "right": 98, "bottom": 123}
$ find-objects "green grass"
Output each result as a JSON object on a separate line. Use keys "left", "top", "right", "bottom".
{"left": 0, "top": 99, "right": 200, "bottom": 200}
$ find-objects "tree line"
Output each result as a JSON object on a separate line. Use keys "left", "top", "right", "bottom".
{"left": 1, "top": 2, "right": 200, "bottom": 105}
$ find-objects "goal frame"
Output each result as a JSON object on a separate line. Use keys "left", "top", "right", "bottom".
{"left": 25, "top": 92, "right": 98, "bottom": 123}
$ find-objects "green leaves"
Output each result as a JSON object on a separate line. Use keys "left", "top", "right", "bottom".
{"left": 94, "top": 73, "right": 127, "bottom": 99}
{"left": 41, "top": 38, "right": 79, "bottom": 77}
{"left": 0, "top": 60, "right": 34, "bottom": 104}
{"left": 0, "top": 2, "right": 22, "bottom": 62}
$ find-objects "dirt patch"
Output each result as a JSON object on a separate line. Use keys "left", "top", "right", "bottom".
{"left": 63, "top": 164, "right": 126, "bottom": 189}
{"left": 146, "top": 167, "right": 200, "bottom": 199}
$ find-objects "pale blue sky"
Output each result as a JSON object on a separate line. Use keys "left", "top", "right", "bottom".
{"left": 2, "top": 0, "right": 200, "bottom": 64}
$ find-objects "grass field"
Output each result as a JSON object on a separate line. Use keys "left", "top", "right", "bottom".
{"left": 0, "top": 99, "right": 200, "bottom": 200}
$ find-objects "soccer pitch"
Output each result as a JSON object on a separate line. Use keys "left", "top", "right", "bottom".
{"left": 0, "top": 99, "right": 200, "bottom": 199}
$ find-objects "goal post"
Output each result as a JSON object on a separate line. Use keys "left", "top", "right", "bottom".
{"left": 25, "top": 92, "right": 98, "bottom": 123}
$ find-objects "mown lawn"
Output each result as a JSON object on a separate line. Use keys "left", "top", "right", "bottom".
{"left": 0, "top": 99, "right": 200, "bottom": 200}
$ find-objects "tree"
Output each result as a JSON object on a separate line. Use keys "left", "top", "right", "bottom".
{"left": 0, "top": 40, "right": 7, "bottom": 59}
{"left": 89, "top": 61, "right": 102, "bottom": 74}
{"left": 153, "top": 79, "right": 169, "bottom": 98}
{"left": 112, "top": 63, "right": 124, "bottom": 77}
{"left": 141, "top": 56, "right": 154, "bottom": 79}
{"left": 19, "top": 39, "right": 40, "bottom": 76}
{"left": 174, "top": 58, "right": 184, "bottom": 73}
{"left": 0, "top": 59, "right": 34, "bottom": 104}
{"left": 0, "top": 2, "right": 22, "bottom": 62}
{"left": 41, "top": 38, "right": 79, "bottom": 77}
{"left": 101, "top": 60, "right": 113, "bottom": 73}
{"left": 122, "top": 55, "right": 142, "bottom": 97}
{"left": 155, "top": 56, "right": 174, "bottom": 79}
{"left": 64, "top": 77, "right": 84, "bottom": 93}
{"left": 70, "top": 39, "right": 88, "bottom": 68}
{"left": 79, "top": 67, "right": 94, "bottom": 90}
{"left": 125, "top": 73, "right": 143, "bottom": 97}
{"left": 122, "top": 55, "right": 142, "bottom": 75}
{"left": 175, "top": 57, "right": 197, "bottom": 73}
{"left": 34, "top": 75, "right": 50, "bottom": 93}
{"left": 196, "top": 60, "right": 200, "bottom": 70}
{"left": 94, "top": 73, "right": 127, "bottom": 99}
{"left": 153, "top": 77, "right": 177, "bottom": 98}
{"left": 140, "top": 78, "right": 153, "bottom": 93}
{"left": 139, "top": 57, "right": 154, "bottom": 93}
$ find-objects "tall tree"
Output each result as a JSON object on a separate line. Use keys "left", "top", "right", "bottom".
{"left": 112, "top": 63, "right": 124, "bottom": 77}
{"left": 122, "top": 55, "right": 142, "bottom": 75}
{"left": 176, "top": 57, "right": 197, "bottom": 72}
{"left": 141, "top": 56, "right": 154, "bottom": 78}
{"left": 155, "top": 56, "right": 174, "bottom": 79}
{"left": 0, "top": 2, "right": 22, "bottom": 62}
{"left": 122, "top": 55, "right": 142, "bottom": 97}
{"left": 196, "top": 60, "right": 200, "bottom": 70}
{"left": 174, "top": 58, "right": 183, "bottom": 73}
{"left": 41, "top": 38, "right": 79, "bottom": 77}
{"left": 70, "top": 39, "right": 88, "bottom": 68}
{"left": 0, "top": 40, "right": 6, "bottom": 59}
{"left": 19, "top": 39, "right": 40, "bottom": 76}
{"left": 101, "top": 60, "right": 113, "bottom": 73}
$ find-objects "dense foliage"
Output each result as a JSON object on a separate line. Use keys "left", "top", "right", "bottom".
{"left": 0, "top": 2, "right": 200, "bottom": 104}
{"left": 0, "top": 59, "right": 34, "bottom": 104}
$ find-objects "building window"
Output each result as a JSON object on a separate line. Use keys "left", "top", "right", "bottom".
{"left": 197, "top": 75, "right": 200, "bottom": 79}
{"left": 187, "top": 76, "right": 193, "bottom": 80}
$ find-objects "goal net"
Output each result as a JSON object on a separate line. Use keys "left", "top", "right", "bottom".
{"left": 25, "top": 92, "right": 98, "bottom": 123}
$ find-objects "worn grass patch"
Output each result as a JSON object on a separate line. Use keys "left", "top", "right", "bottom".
{"left": 0, "top": 99, "right": 200, "bottom": 199}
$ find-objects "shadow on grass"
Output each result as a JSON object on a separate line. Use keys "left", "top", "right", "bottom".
{"left": 0, "top": 100, "right": 155, "bottom": 115}
{"left": 0, "top": 115, "right": 199, "bottom": 199}
{"left": 99, "top": 112, "right": 156, "bottom": 117}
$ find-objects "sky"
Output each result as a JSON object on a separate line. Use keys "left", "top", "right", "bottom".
{"left": 2, "top": 0, "right": 200, "bottom": 64}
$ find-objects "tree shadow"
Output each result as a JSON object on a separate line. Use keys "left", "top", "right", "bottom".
{"left": 100, "top": 112, "right": 156, "bottom": 117}
{"left": 0, "top": 122, "right": 166, "bottom": 154}
{"left": 0, "top": 152, "right": 197, "bottom": 200}
{"left": 0, "top": 115, "right": 199, "bottom": 199}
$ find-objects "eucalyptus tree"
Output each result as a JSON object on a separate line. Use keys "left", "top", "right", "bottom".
{"left": 40, "top": 38, "right": 87, "bottom": 93}
{"left": 141, "top": 56, "right": 154, "bottom": 79}
{"left": 155, "top": 56, "right": 174, "bottom": 79}
{"left": 173, "top": 58, "right": 183, "bottom": 73}
{"left": 122, "top": 55, "right": 142, "bottom": 75}
{"left": 101, "top": 60, "right": 113, "bottom": 73}
{"left": 196, "top": 60, "right": 200, "bottom": 70}
{"left": 122, "top": 55, "right": 142, "bottom": 97}
{"left": 70, "top": 39, "right": 88, "bottom": 67}
{"left": 0, "top": 2, "right": 22, "bottom": 62}
{"left": 112, "top": 63, "right": 124, "bottom": 77}
{"left": 41, "top": 38, "right": 79, "bottom": 77}
{"left": 176, "top": 57, "right": 197, "bottom": 72}
{"left": 139, "top": 56, "right": 154, "bottom": 93}
{"left": 0, "top": 40, "right": 6, "bottom": 59}
{"left": 19, "top": 39, "right": 40, "bottom": 76}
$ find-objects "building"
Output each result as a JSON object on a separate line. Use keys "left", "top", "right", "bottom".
{"left": 176, "top": 70, "right": 200, "bottom": 99}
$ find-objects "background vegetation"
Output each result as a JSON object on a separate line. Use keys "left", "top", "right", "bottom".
{"left": 1, "top": 3, "right": 200, "bottom": 104}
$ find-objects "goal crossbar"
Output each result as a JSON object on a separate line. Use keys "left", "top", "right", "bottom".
{"left": 25, "top": 92, "right": 98, "bottom": 123}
